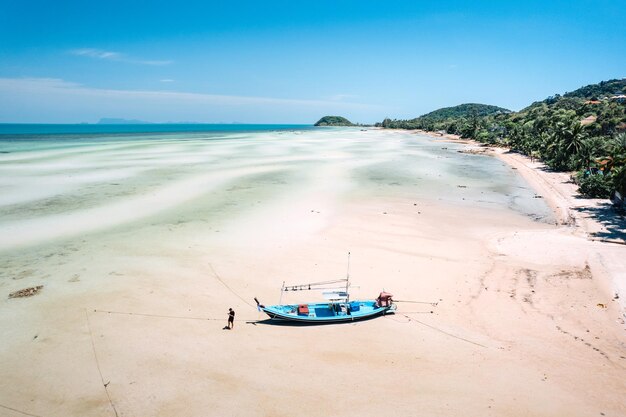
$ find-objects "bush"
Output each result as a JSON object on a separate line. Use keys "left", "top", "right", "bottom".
{"left": 576, "top": 172, "right": 613, "bottom": 198}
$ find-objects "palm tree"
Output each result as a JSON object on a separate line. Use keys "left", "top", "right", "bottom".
{"left": 576, "top": 138, "right": 596, "bottom": 170}
{"left": 562, "top": 122, "right": 587, "bottom": 156}
{"left": 613, "top": 165, "right": 626, "bottom": 196}
{"left": 610, "top": 133, "right": 626, "bottom": 158}
{"left": 608, "top": 133, "right": 626, "bottom": 195}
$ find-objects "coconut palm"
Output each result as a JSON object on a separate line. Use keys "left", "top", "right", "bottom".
{"left": 556, "top": 120, "right": 587, "bottom": 158}
{"left": 576, "top": 138, "right": 597, "bottom": 170}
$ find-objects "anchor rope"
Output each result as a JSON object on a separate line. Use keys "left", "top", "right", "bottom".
{"left": 0, "top": 403, "right": 44, "bottom": 417}
{"left": 394, "top": 300, "right": 439, "bottom": 306}
{"left": 208, "top": 263, "right": 255, "bottom": 308}
{"left": 92, "top": 309, "right": 260, "bottom": 322}
{"left": 85, "top": 310, "right": 119, "bottom": 417}
{"left": 386, "top": 313, "right": 488, "bottom": 349}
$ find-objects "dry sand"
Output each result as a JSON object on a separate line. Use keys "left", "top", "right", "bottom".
{"left": 1, "top": 129, "right": 625, "bottom": 417}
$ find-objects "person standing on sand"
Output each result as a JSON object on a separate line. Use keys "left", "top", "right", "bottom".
{"left": 227, "top": 308, "right": 235, "bottom": 329}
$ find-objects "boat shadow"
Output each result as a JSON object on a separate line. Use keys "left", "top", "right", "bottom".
{"left": 245, "top": 314, "right": 390, "bottom": 327}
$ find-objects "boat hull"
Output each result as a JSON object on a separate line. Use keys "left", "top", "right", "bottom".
{"left": 260, "top": 300, "right": 395, "bottom": 324}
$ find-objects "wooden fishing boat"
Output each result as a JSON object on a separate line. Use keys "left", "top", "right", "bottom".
{"left": 254, "top": 253, "right": 395, "bottom": 324}
{"left": 256, "top": 292, "right": 395, "bottom": 323}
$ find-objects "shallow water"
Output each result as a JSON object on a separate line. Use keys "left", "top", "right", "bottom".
{"left": 0, "top": 127, "right": 552, "bottom": 253}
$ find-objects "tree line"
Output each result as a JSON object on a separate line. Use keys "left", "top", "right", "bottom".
{"left": 378, "top": 79, "right": 626, "bottom": 200}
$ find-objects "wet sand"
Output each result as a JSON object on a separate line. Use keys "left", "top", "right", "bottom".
{"left": 0, "top": 128, "right": 624, "bottom": 417}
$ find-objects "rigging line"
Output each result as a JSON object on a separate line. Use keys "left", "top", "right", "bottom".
{"left": 208, "top": 263, "right": 255, "bottom": 308}
{"left": 85, "top": 310, "right": 119, "bottom": 417}
{"left": 0, "top": 403, "right": 44, "bottom": 417}
{"left": 93, "top": 309, "right": 259, "bottom": 322}
{"left": 284, "top": 279, "right": 347, "bottom": 288}
{"left": 399, "top": 314, "right": 488, "bottom": 349}
{"left": 284, "top": 286, "right": 347, "bottom": 291}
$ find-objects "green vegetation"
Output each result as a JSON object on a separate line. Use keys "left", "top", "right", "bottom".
{"left": 376, "top": 103, "right": 510, "bottom": 136}
{"left": 379, "top": 79, "right": 626, "bottom": 199}
{"left": 314, "top": 116, "right": 355, "bottom": 126}
{"left": 576, "top": 171, "right": 614, "bottom": 198}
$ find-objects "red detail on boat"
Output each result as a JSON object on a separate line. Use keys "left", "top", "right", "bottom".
{"left": 376, "top": 292, "right": 394, "bottom": 307}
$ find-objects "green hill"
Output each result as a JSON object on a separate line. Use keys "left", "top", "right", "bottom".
{"left": 314, "top": 116, "right": 355, "bottom": 126}
{"left": 378, "top": 78, "right": 626, "bottom": 198}
{"left": 376, "top": 103, "right": 510, "bottom": 133}
{"left": 563, "top": 78, "right": 626, "bottom": 100}
{"left": 417, "top": 103, "right": 511, "bottom": 121}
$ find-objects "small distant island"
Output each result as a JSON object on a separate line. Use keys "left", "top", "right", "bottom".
{"left": 314, "top": 116, "right": 355, "bottom": 126}
{"left": 97, "top": 118, "right": 152, "bottom": 125}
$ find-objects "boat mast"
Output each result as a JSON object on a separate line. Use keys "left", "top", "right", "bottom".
{"left": 279, "top": 281, "right": 285, "bottom": 304}
{"left": 345, "top": 251, "right": 351, "bottom": 302}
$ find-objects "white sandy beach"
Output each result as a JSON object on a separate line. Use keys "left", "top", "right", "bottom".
{"left": 0, "top": 128, "right": 624, "bottom": 417}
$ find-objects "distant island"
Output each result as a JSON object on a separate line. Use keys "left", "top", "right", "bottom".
{"left": 97, "top": 118, "right": 152, "bottom": 124}
{"left": 314, "top": 116, "right": 355, "bottom": 126}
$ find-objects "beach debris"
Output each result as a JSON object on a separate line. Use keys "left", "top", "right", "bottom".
{"left": 458, "top": 148, "right": 488, "bottom": 155}
{"left": 596, "top": 303, "right": 607, "bottom": 309}
{"left": 9, "top": 285, "right": 43, "bottom": 299}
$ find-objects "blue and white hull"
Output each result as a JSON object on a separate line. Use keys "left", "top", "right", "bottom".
{"left": 260, "top": 300, "right": 395, "bottom": 323}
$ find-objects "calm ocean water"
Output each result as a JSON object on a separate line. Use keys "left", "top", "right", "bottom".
{"left": 0, "top": 125, "right": 554, "bottom": 224}
{"left": 0, "top": 124, "right": 315, "bottom": 152}
{"left": 0, "top": 123, "right": 313, "bottom": 138}
{"left": 0, "top": 123, "right": 314, "bottom": 136}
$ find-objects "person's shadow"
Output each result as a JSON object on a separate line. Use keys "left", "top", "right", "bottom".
{"left": 222, "top": 326, "right": 231, "bottom": 330}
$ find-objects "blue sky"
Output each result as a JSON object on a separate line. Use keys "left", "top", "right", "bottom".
{"left": 1, "top": 0, "right": 624, "bottom": 123}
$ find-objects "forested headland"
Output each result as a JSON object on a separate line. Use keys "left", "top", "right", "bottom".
{"left": 314, "top": 116, "right": 355, "bottom": 126}
{"left": 378, "top": 79, "right": 626, "bottom": 200}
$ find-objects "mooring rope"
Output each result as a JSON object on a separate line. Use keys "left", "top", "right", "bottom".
{"left": 394, "top": 300, "right": 439, "bottom": 306}
{"left": 208, "top": 263, "right": 255, "bottom": 308}
{"left": 92, "top": 309, "right": 259, "bottom": 322}
{"left": 0, "top": 403, "right": 44, "bottom": 417}
{"left": 85, "top": 310, "right": 119, "bottom": 417}
{"left": 387, "top": 313, "right": 488, "bottom": 349}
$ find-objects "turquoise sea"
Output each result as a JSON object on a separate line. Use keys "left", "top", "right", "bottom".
{"left": 0, "top": 123, "right": 311, "bottom": 136}
{"left": 0, "top": 125, "right": 553, "bottom": 252}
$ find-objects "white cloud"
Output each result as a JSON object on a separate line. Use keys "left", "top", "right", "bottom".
{"left": 0, "top": 77, "right": 378, "bottom": 123}
{"left": 160, "top": 79, "right": 175, "bottom": 83}
{"left": 328, "top": 94, "right": 358, "bottom": 101}
{"left": 71, "top": 48, "right": 123, "bottom": 60}
{"left": 70, "top": 48, "right": 172, "bottom": 66}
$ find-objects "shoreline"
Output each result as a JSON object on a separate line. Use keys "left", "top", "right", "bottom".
{"left": 411, "top": 128, "right": 626, "bottom": 311}
{"left": 411, "top": 128, "right": 624, "bottom": 241}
